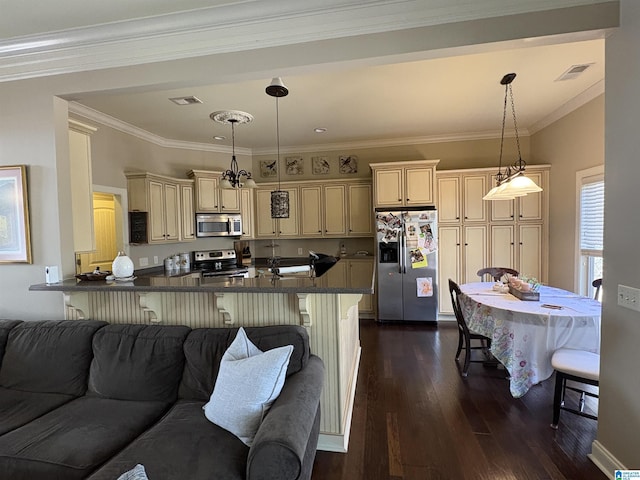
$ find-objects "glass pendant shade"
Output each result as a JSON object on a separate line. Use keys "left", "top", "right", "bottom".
{"left": 271, "top": 190, "right": 290, "bottom": 218}
{"left": 243, "top": 178, "right": 257, "bottom": 188}
{"left": 219, "top": 178, "right": 233, "bottom": 189}
{"left": 507, "top": 173, "right": 542, "bottom": 193}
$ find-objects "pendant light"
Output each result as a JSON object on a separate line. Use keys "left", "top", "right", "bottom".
{"left": 483, "top": 73, "right": 542, "bottom": 201}
{"left": 266, "top": 77, "right": 290, "bottom": 218}
{"left": 210, "top": 110, "right": 256, "bottom": 189}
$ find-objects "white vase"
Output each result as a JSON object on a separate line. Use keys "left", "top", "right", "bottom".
{"left": 112, "top": 251, "right": 134, "bottom": 278}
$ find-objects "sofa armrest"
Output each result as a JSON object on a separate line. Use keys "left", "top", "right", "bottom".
{"left": 247, "top": 354, "right": 324, "bottom": 480}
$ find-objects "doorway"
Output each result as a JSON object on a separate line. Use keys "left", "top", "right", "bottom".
{"left": 77, "top": 186, "right": 128, "bottom": 274}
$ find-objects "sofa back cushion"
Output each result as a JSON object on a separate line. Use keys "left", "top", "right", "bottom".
{"left": 0, "top": 320, "right": 106, "bottom": 396}
{"left": 179, "top": 325, "right": 310, "bottom": 401}
{"left": 88, "top": 324, "right": 191, "bottom": 402}
{"left": 0, "top": 320, "right": 22, "bottom": 368}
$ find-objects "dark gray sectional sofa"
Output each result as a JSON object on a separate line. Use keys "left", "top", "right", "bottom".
{"left": 0, "top": 319, "right": 324, "bottom": 480}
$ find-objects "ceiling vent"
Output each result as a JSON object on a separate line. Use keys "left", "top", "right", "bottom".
{"left": 169, "top": 96, "right": 203, "bottom": 105}
{"left": 556, "top": 64, "right": 593, "bottom": 81}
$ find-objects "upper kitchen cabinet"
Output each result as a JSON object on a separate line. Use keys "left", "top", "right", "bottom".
{"left": 437, "top": 171, "right": 489, "bottom": 224}
{"left": 68, "top": 119, "right": 98, "bottom": 252}
{"left": 490, "top": 168, "right": 548, "bottom": 222}
{"left": 347, "top": 183, "right": 373, "bottom": 236}
{"left": 370, "top": 160, "right": 439, "bottom": 208}
{"left": 188, "top": 170, "right": 241, "bottom": 213}
{"left": 126, "top": 172, "right": 194, "bottom": 244}
{"left": 255, "top": 186, "right": 299, "bottom": 238}
{"left": 240, "top": 188, "right": 254, "bottom": 239}
{"left": 300, "top": 183, "right": 347, "bottom": 238}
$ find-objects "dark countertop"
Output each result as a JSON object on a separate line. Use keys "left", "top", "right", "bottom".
{"left": 29, "top": 266, "right": 374, "bottom": 295}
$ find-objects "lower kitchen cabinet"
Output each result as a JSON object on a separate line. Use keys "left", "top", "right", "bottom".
{"left": 348, "top": 258, "right": 375, "bottom": 316}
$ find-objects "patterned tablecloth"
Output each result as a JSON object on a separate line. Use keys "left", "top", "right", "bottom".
{"left": 459, "top": 282, "right": 601, "bottom": 398}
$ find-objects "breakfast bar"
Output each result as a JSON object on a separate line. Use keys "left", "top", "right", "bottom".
{"left": 30, "top": 268, "right": 373, "bottom": 452}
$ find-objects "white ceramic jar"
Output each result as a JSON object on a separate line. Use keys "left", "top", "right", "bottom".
{"left": 112, "top": 251, "right": 134, "bottom": 278}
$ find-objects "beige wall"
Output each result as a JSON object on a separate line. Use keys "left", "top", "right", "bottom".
{"left": 252, "top": 137, "right": 530, "bottom": 182}
{"left": 531, "top": 95, "right": 605, "bottom": 292}
{"left": 597, "top": 0, "right": 640, "bottom": 469}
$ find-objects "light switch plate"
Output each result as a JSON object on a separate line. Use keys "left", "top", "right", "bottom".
{"left": 618, "top": 284, "right": 640, "bottom": 311}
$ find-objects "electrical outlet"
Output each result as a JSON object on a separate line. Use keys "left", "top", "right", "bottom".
{"left": 617, "top": 284, "right": 640, "bottom": 311}
{"left": 298, "top": 248, "right": 303, "bottom": 255}
{"left": 153, "top": 256, "right": 159, "bottom": 265}
{"left": 139, "top": 257, "right": 149, "bottom": 267}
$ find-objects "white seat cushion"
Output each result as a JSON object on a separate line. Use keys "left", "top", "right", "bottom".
{"left": 551, "top": 348, "right": 600, "bottom": 381}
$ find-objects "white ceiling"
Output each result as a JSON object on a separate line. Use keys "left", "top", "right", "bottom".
{"left": 2, "top": 1, "right": 607, "bottom": 153}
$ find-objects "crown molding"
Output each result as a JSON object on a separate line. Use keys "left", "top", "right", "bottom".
{"left": 70, "top": 100, "right": 533, "bottom": 154}
{"left": 0, "top": 0, "right": 612, "bottom": 82}
{"left": 68, "top": 102, "right": 250, "bottom": 155}
{"left": 528, "top": 79, "right": 605, "bottom": 134}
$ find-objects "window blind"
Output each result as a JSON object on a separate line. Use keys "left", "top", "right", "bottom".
{"left": 580, "top": 180, "right": 604, "bottom": 255}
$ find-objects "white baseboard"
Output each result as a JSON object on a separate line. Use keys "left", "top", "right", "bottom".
{"left": 589, "top": 440, "right": 627, "bottom": 479}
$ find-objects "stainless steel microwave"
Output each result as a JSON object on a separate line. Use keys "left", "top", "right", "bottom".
{"left": 195, "top": 213, "right": 242, "bottom": 237}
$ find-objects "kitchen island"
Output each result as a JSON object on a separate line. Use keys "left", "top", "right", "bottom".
{"left": 30, "top": 267, "right": 374, "bottom": 452}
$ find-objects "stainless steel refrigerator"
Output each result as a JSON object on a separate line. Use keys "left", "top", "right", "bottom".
{"left": 375, "top": 206, "right": 438, "bottom": 322}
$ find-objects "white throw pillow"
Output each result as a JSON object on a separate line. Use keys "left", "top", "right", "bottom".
{"left": 203, "top": 327, "right": 293, "bottom": 446}
{"left": 117, "top": 464, "right": 149, "bottom": 480}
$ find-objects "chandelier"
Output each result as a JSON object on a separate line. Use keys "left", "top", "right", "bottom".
{"left": 266, "top": 77, "right": 290, "bottom": 218}
{"left": 483, "top": 73, "right": 542, "bottom": 201}
{"left": 210, "top": 110, "right": 256, "bottom": 189}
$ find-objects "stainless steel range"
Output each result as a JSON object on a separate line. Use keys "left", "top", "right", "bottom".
{"left": 192, "top": 249, "right": 249, "bottom": 278}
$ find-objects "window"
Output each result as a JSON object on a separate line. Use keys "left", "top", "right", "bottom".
{"left": 576, "top": 166, "right": 604, "bottom": 299}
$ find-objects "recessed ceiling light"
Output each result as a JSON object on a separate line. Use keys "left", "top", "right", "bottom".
{"left": 169, "top": 96, "right": 203, "bottom": 105}
{"left": 213, "top": 135, "right": 226, "bottom": 141}
{"left": 314, "top": 127, "right": 327, "bottom": 133}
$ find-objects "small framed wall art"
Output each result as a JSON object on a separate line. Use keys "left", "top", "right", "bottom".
{"left": 339, "top": 155, "right": 358, "bottom": 174}
{"left": 285, "top": 156, "right": 304, "bottom": 175}
{"left": 312, "top": 156, "right": 330, "bottom": 175}
{"left": 260, "top": 160, "right": 277, "bottom": 178}
{"left": 0, "top": 165, "right": 32, "bottom": 263}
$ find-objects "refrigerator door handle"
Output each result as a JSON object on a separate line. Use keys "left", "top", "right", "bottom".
{"left": 398, "top": 235, "right": 403, "bottom": 274}
{"left": 400, "top": 225, "right": 406, "bottom": 274}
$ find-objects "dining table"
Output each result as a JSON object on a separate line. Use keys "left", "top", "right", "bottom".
{"left": 458, "top": 282, "right": 601, "bottom": 398}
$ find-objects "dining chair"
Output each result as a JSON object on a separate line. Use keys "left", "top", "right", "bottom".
{"left": 448, "top": 279, "right": 492, "bottom": 377}
{"left": 592, "top": 278, "right": 602, "bottom": 301}
{"left": 477, "top": 267, "right": 519, "bottom": 282}
{"left": 550, "top": 348, "right": 600, "bottom": 429}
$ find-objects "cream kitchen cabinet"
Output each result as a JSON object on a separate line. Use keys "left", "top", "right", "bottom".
{"left": 68, "top": 120, "right": 98, "bottom": 252}
{"left": 437, "top": 225, "right": 487, "bottom": 314}
{"left": 126, "top": 173, "right": 192, "bottom": 244}
{"left": 180, "top": 182, "right": 195, "bottom": 241}
{"left": 437, "top": 172, "right": 488, "bottom": 224}
{"left": 490, "top": 223, "right": 543, "bottom": 281}
{"left": 347, "top": 183, "right": 373, "bottom": 236}
{"left": 188, "top": 170, "right": 241, "bottom": 213}
{"left": 491, "top": 170, "right": 546, "bottom": 222}
{"left": 370, "top": 160, "right": 439, "bottom": 208}
{"left": 255, "top": 187, "right": 299, "bottom": 238}
{"left": 300, "top": 184, "right": 347, "bottom": 237}
{"left": 240, "top": 188, "right": 254, "bottom": 238}
{"left": 347, "top": 258, "right": 375, "bottom": 316}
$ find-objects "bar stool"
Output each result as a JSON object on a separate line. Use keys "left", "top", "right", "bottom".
{"left": 550, "top": 348, "right": 600, "bottom": 429}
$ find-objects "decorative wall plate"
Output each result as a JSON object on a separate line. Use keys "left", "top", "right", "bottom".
{"left": 260, "top": 160, "right": 277, "bottom": 177}
{"left": 285, "top": 156, "right": 304, "bottom": 175}
{"left": 312, "top": 156, "right": 330, "bottom": 175}
{"left": 339, "top": 155, "right": 358, "bottom": 173}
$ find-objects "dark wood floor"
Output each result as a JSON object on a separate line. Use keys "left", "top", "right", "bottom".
{"left": 312, "top": 320, "right": 605, "bottom": 480}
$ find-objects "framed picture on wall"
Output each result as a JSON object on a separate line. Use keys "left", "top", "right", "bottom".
{"left": 0, "top": 165, "right": 32, "bottom": 264}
